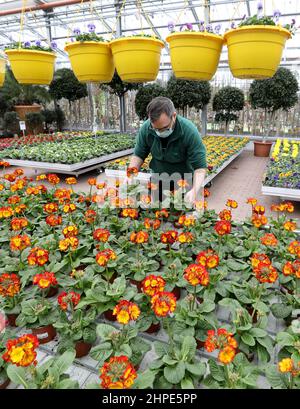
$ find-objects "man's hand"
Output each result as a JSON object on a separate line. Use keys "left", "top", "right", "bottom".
{"left": 185, "top": 188, "right": 196, "bottom": 208}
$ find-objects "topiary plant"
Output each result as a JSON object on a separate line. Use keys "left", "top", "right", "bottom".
{"left": 212, "top": 86, "right": 244, "bottom": 135}
{"left": 166, "top": 75, "right": 211, "bottom": 117}
{"left": 25, "top": 112, "right": 45, "bottom": 135}
{"left": 134, "top": 83, "right": 166, "bottom": 120}
{"left": 249, "top": 67, "right": 299, "bottom": 140}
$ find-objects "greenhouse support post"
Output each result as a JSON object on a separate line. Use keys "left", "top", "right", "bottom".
{"left": 201, "top": 105, "right": 208, "bottom": 137}
{"left": 116, "top": 0, "right": 127, "bottom": 133}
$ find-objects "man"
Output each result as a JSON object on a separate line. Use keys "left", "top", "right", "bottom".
{"left": 129, "top": 96, "right": 207, "bottom": 205}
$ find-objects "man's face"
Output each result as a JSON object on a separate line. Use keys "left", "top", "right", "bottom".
{"left": 150, "top": 112, "right": 177, "bottom": 132}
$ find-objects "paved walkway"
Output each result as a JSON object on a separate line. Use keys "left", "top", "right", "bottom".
{"left": 206, "top": 146, "right": 300, "bottom": 225}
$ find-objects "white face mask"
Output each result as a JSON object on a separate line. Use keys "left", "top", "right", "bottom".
{"left": 155, "top": 128, "right": 174, "bottom": 138}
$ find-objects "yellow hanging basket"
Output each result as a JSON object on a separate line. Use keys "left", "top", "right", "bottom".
{"left": 0, "top": 56, "right": 5, "bottom": 87}
{"left": 223, "top": 25, "right": 291, "bottom": 79}
{"left": 5, "top": 49, "right": 56, "bottom": 85}
{"left": 65, "top": 41, "right": 114, "bottom": 83}
{"left": 110, "top": 37, "right": 165, "bottom": 83}
{"left": 166, "top": 32, "right": 224, "bottom": 81}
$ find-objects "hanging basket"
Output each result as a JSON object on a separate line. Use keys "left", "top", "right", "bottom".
{"left": 5, "top": 49, "right": 56, "bottom": 85}
{"left": 166, "top": 32, "right": 223, "bottom": 80}
{"left": 223, "top": 25, "right": 291, "bottom": 79}
{"left": 65, "top": 41, "right": 114, "bottom": 83}
{"left": 110, "top": 37, "right": 165, "bottom": 82}
{"left": 0, "top": 56, "right": 5, "bottom": 87}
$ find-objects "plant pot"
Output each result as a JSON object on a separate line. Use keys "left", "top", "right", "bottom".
{"left": 246, "top": 306, "right": 258, "bottom": 324}
{"left": 166, "top": 32, "right": 223, "bottom": 80}
{"left": 14, "top": 104, "right": 41, "bottom": 121}
{"left": 223, "top": 26, "right": 291, "bottom": 79}
{"left": 75, "top": 341, "right": 92, "bottom": 358}
{"left": 253, "top": 141, "right": 273, "bottom": 157}
{"left": 6, "top": 49, "right": 56, "bottom": 85}
{"left": 130, "top": 278, "right": 143, "bottom": 292}
{"left": 0, "top": 378, "right": 10, "bottom": 389}
{"left": 45, "top": 286, "right": 59, "bottom": 298}
{"left": 7, "top": 313, "right": 19, "bottom": 327}
{"left": 103, "top": 309, "right": 117, "bottom": 322}
{"left": 32, "top": 324, "right": 57, "bottom": 344}
{"left": 110, "top": 37, "right": 164, "bottom": 82}
{"left": 280, "top": 285, "right": 294, "bottom": 295}
{"left": 145, "top": 322, "right": 160, "bottom": 334}
{"left": 196, "top": 339, "right": 205, "bottom": 349}
{"left": 108, "top": 272, "right": 118, "bottom": 284}
{"left": 65, "top": 41, "right": 114, "bottom": 83}
{"left": 0, "top": 56, "right": 5, "bottom": 87}
{"left": 171, "top": 286, "right": 181, "bottom": 300}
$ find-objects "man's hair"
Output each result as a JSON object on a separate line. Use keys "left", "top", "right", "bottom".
{"left": 146, "top": 97, "right": 175, "bottom": 122}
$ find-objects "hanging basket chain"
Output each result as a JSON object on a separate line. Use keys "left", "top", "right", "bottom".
{"left": 110, "top": 0, "right": 127, "bottom": 40}
{"left": 18, "top": 0, "right": 27, "bottom": 49}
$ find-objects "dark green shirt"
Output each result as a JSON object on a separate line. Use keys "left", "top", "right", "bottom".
{"left": 134, "top": 115, "right": 207, "bottom": 176}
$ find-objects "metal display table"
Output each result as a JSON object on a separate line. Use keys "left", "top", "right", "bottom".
{"left": 3, "top": 148, "right": 134, "bottom": 177}
{"left": 105, "top": 147, "right": 246, "bottom": 186}
{"left": 261, "top": 185, "right": 300, "bottom": 202}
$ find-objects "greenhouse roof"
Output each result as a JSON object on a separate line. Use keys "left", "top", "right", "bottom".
{"left": 0, "top": 0, "right": 300, "bottom": 84}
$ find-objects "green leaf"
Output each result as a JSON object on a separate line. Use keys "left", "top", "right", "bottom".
{"left": 256, "top": 343, "right": 270, "bottom": 363}
{"left": 57, "top": 379, "right": 79, "bottom": 389}
{"left": 256, "top": 335, "right": 274, "bottom": 351}
{"left": 208, "top": 359, "right": 224, "bottom": 382}
{"left": 271, "top": 304, "right": 293, "bottom": 319}
{"left": 233, "top": 247, "right": 252, "bottom": 258}
{"left": 199, "top": 301, "right": 215, "bottom": 313}
{"left": 276, "top": 332, "right": 295, "bottom": 347}
{"left": 162, "top": 356, "right": 178, "bottom": 365}
{"left": 96, "top": 323, "right": 116, "bottom": 339}
{"left": 180, "top": 336, "right": 196, "bottom": 361}
{"left": 90, "top": 343, "right": 112, "bottom": 363}
{"left": 118, "top": 344, "right": 132, "bottom": 358}
{"left": 52, "top": 350, "right": 76, "bottom": 376}
{"left": 133, "top": 369, "right": 155, "bottom": 389}
{"left": 241, "top": 333, "right": 256, "bottom": 346}
{"left": 226, "top": 259, "right": 249, "bottom": 271}
{"left": 249, "top": 328, "right": 268, "bottom": 338}
{"left": 7, "top": 365, "right": 28, "bottom": 388}
{"left": 265, "top": 366, "right": 285, "bottom": 389}
{"left": 185, "top": 362, "right": 206, "bottom": 377}
{"left": 154, "top": 341, "right": 170, "bottom": 357}
{"left": 164, "top": 361, "right": 186, "bottom": 384}
{"left": 180, "top": 376, "right": 195, "bottom": 389}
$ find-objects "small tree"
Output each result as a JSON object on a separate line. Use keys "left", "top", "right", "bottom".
{"left": 213, "top": 86, "right": 244, "bottom": 135}
{"left": 134, "top": 83, "right": 166, "bottom": 120}
{"left": 100, "top": 71, "right": 141, "bottom": 131}
{"left": 49, "top": 68, "right": 87, "bottom": 129}
{"left": 3, "top": 111, "right": 20, "bottom": 135}
{"left": 249, "top": 67, "right": 299, "bottom": 140}
{"left": 165, "top": 75, "right": 211, "bottom": 116}
{"left": 25, "top": 112, "right": 45, "bottom": 135}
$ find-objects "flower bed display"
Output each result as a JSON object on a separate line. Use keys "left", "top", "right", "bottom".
{"left": 0, "top": 134, "right": 135, "bottom": 164}
{"left": 0, "top": 165, "right": 299, "bottom": 389}
{"left": 0, "top": 131, "right": 106, "bottom": 151}
{"left": 105, "top": 136, "right": 249, "bottom": 177}
{"left": 263, "top": 139, "right": 300, "bottom": 189}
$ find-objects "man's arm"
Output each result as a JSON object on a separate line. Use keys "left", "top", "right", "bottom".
{"left": 128, "top": 155, "right": 144, "bottom": 170}
{"left": 185, "top": 128, "right": 207, "bottom": 205}
{"left": 185, "top": 168, "right": 206, "bottom": 204}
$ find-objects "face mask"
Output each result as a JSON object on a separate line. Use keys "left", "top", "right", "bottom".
{"left": 155, "top": 128, "right": 173, "bottom": 138}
